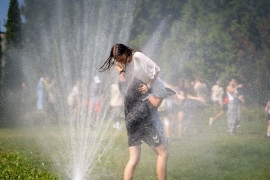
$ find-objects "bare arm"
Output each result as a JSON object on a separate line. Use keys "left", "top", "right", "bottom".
{"left": 115, "top": 63, "right": 125, "bottom": 81}
{"left": 148, "top": 95, "right": 163, "bottom": 108}
{"left": 138, "top": 72, "right": 159, "bottom": 94}
{"left": 227, "top": 84, "right": 243, "bottom": 93}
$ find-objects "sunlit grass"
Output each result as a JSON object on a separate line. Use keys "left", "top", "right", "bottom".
{"left": 0, "top": 105, "right": 270, "bottom": 179}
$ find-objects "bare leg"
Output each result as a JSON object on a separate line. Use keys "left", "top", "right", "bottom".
{"left": 164, "top": 117, "right": 170, "bottom": 138}
{"left": 267, "top": 120, "right": 270, "bottom": 135}
{"left": 151, "top": 144, "right": 169, "bottom": 180}
{"left": 213, "top": 110, "right": 224, "bottom": 121}
{"left": 124, "top": 145, "right": 141, "bottom": 180}
{"left": 178, "top": 111, "right": 183, "bottom": 137}
{"left": 209, "top": 110, "right": 224, "bottom": 126}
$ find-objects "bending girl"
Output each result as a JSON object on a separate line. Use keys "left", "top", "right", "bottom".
{"left": 100, "top": 44, "right": 170, "bottom": 180}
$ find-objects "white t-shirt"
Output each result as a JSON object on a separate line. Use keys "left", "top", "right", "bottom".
{"left": 119, "top": 52, "right": 160, "bottom": 83}
{"left": 67, "top": 85, "right": 80, "bottom": 106}
{"left": 132, "top": 52, "right": 160, "bottom": 83}
{"left": 118, "top": 52, "right": 170, "bottom": 98}
{"left": 211, "top": 85, "right": 224, "bottom": 101}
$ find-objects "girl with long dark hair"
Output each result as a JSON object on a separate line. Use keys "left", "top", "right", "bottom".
{"left": 100, "top": 44, "right": 171, "bottom": 180}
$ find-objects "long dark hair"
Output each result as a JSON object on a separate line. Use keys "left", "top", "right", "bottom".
{"left": 99, "top": 44, "right": 137, "bottom": 72}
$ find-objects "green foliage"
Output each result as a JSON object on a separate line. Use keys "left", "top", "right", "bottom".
{"left": 5, "top": 0, "right": 22, "bottom": 49}
{"left": 0, "top": 152, "right": 59, "bottom": 179}
{"left": 0, "top": 131, "right": 59, "bottom": 179}
{"left": 2, "top": 0, "right": 24, "bottom": 125}
{"left": 130, "top": 0, "right": 186, "bottom": 48}
{"left": 159, "top": 0, "right": 236, "bottom": 83}
{"left": 157, "top": 0, "right": 270, "bottom": 105}
{"left": 18, "top": 0, "right": 270, "bottom": 106}
{"left": 0, "top": 32, "right": 2, "bottom": 105}
{"left": 4, "top": 0, "right": 23, "bottom": 88}
{"left": 224, "top": 0, "right": 270, "bottom": 105}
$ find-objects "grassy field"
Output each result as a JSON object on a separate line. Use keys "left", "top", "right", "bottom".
{"left": 0, "top": 106, "right": 270, "bottom": 180}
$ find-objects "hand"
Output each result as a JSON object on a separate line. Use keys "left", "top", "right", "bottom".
{"left": 120, "top": 72, "right": 125, "bottom": 82}
{"left": 138, "top": 84, "right": 148, "bottom": 94}
{"left": 237, "top": 84, "right": 243, "bottom": 88}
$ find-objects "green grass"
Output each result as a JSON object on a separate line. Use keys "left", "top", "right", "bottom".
{"left": 0, "top": 106, "right": 270, "bottom": 180}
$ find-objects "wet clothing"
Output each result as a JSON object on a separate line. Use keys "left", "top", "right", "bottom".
{"left": 117, "top": 51, "right": 174, "bottom": 146}
{"left": 37, "top": 80, "right": 44, "bottom": 110}
{"left": 227, "top": 100, "right": 240, "bottom": 133}
{"left": 119, "top": 78, "right": 162, "bottom": 147}
{"left": 226, "top": 90, "right": 241, "bottom": 133}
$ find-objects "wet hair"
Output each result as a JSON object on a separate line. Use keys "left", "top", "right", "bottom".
{"left": 99, "top": 44, "right": 137, "bottom": 72}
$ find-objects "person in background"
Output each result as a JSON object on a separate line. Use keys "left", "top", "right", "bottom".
{"left": 181, "top": 78, "right": 206, "bottom": 134}
{"left": 36, "top": 78, "right": 45, "bottom": 111}
{"left": 159, "top": 95, "right": 176, "bottom": 138}
{"left": 43, "top": 75, "right": 50, "bottom": 110}
{"left": 209, "top": 80, "right": 225, "bottom": 126}
{"left": 175, "top": 78, "right": 186, "bottom": 138}
{"left": 88, "top": 76, "right": 103, "bottom": 127}
{"left": 264, "top": 99, "right": 270, "bottom": 138}
{"left": 226, "top": 78, "right": 243, "bottom": 135}
{"left": 110, "top": 81, "right": 124, "bottom": 129}
{"left": 67, "top": 80, "right": 81, "bottom": 117}
{"left": 209, "top": 92, "right": 227, "bottom": 126}
{"left": 211, "top": 80, "right": 224, "bottom": 106}
{"left": 194, "top": 77, "right": 208, "bottom": 102}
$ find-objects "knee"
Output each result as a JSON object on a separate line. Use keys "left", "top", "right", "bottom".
{"left": 160, "top": 149, "right": 169, "bottom": 160}
{"left": 164, "top": 152, "right": 169, "bottom": 161}
{"left": 129, "top": 156, "right": 140, "bottom": 166}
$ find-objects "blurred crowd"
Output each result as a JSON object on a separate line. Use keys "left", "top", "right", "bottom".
{"left": 20, "top": 74, "right": 270, "bottom": 137}
{"left": 20, "top": 75, "right": 123, "bottom": 128}
{"left": 158, "top": 77, "right": 245, "bottom": 138}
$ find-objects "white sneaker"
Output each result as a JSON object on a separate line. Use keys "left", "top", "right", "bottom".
{"left": 209, "top": 117, "right": 214, "bottom": 126}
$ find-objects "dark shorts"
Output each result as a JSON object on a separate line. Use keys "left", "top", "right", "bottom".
{"left": 268, "top": 113, "right": 270, "bottom": 121}
{"left": 128, "top": 125, "right": 162, "bottom": 147}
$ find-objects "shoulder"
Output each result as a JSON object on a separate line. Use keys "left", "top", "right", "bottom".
{"left": 133, "top": 51, "right": 146, "bottom": 59}
{"left": 133, "top": 52, "right": 152, "bottom": 64}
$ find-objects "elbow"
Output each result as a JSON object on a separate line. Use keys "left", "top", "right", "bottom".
{"left": 152, "top": 102, "right": 161, "bottom": 108}
{"left": 149, "top": 96, "right": 163, "bottom": 108}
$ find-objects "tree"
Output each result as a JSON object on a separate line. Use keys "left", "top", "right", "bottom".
{"left": 130, "top": 0, "right": 187, "bottom": 48}
{"left": 225, "top": 0, "right": 270, "bottom": 105}
{"left": 0, "top": 28, "right": 3, "bottom": 118}
{"left": 4, "top": 0, "right": 23, "bottom": 89}
{"left": 159, "top": 0, "right": 236, "bottom": 84}
{"left": 2, "top": 0, "right": 23, "bottom": 125}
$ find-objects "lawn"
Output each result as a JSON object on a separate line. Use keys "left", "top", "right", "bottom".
{"left": 0, "top": 105, "right": 269, "bottom": 180}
